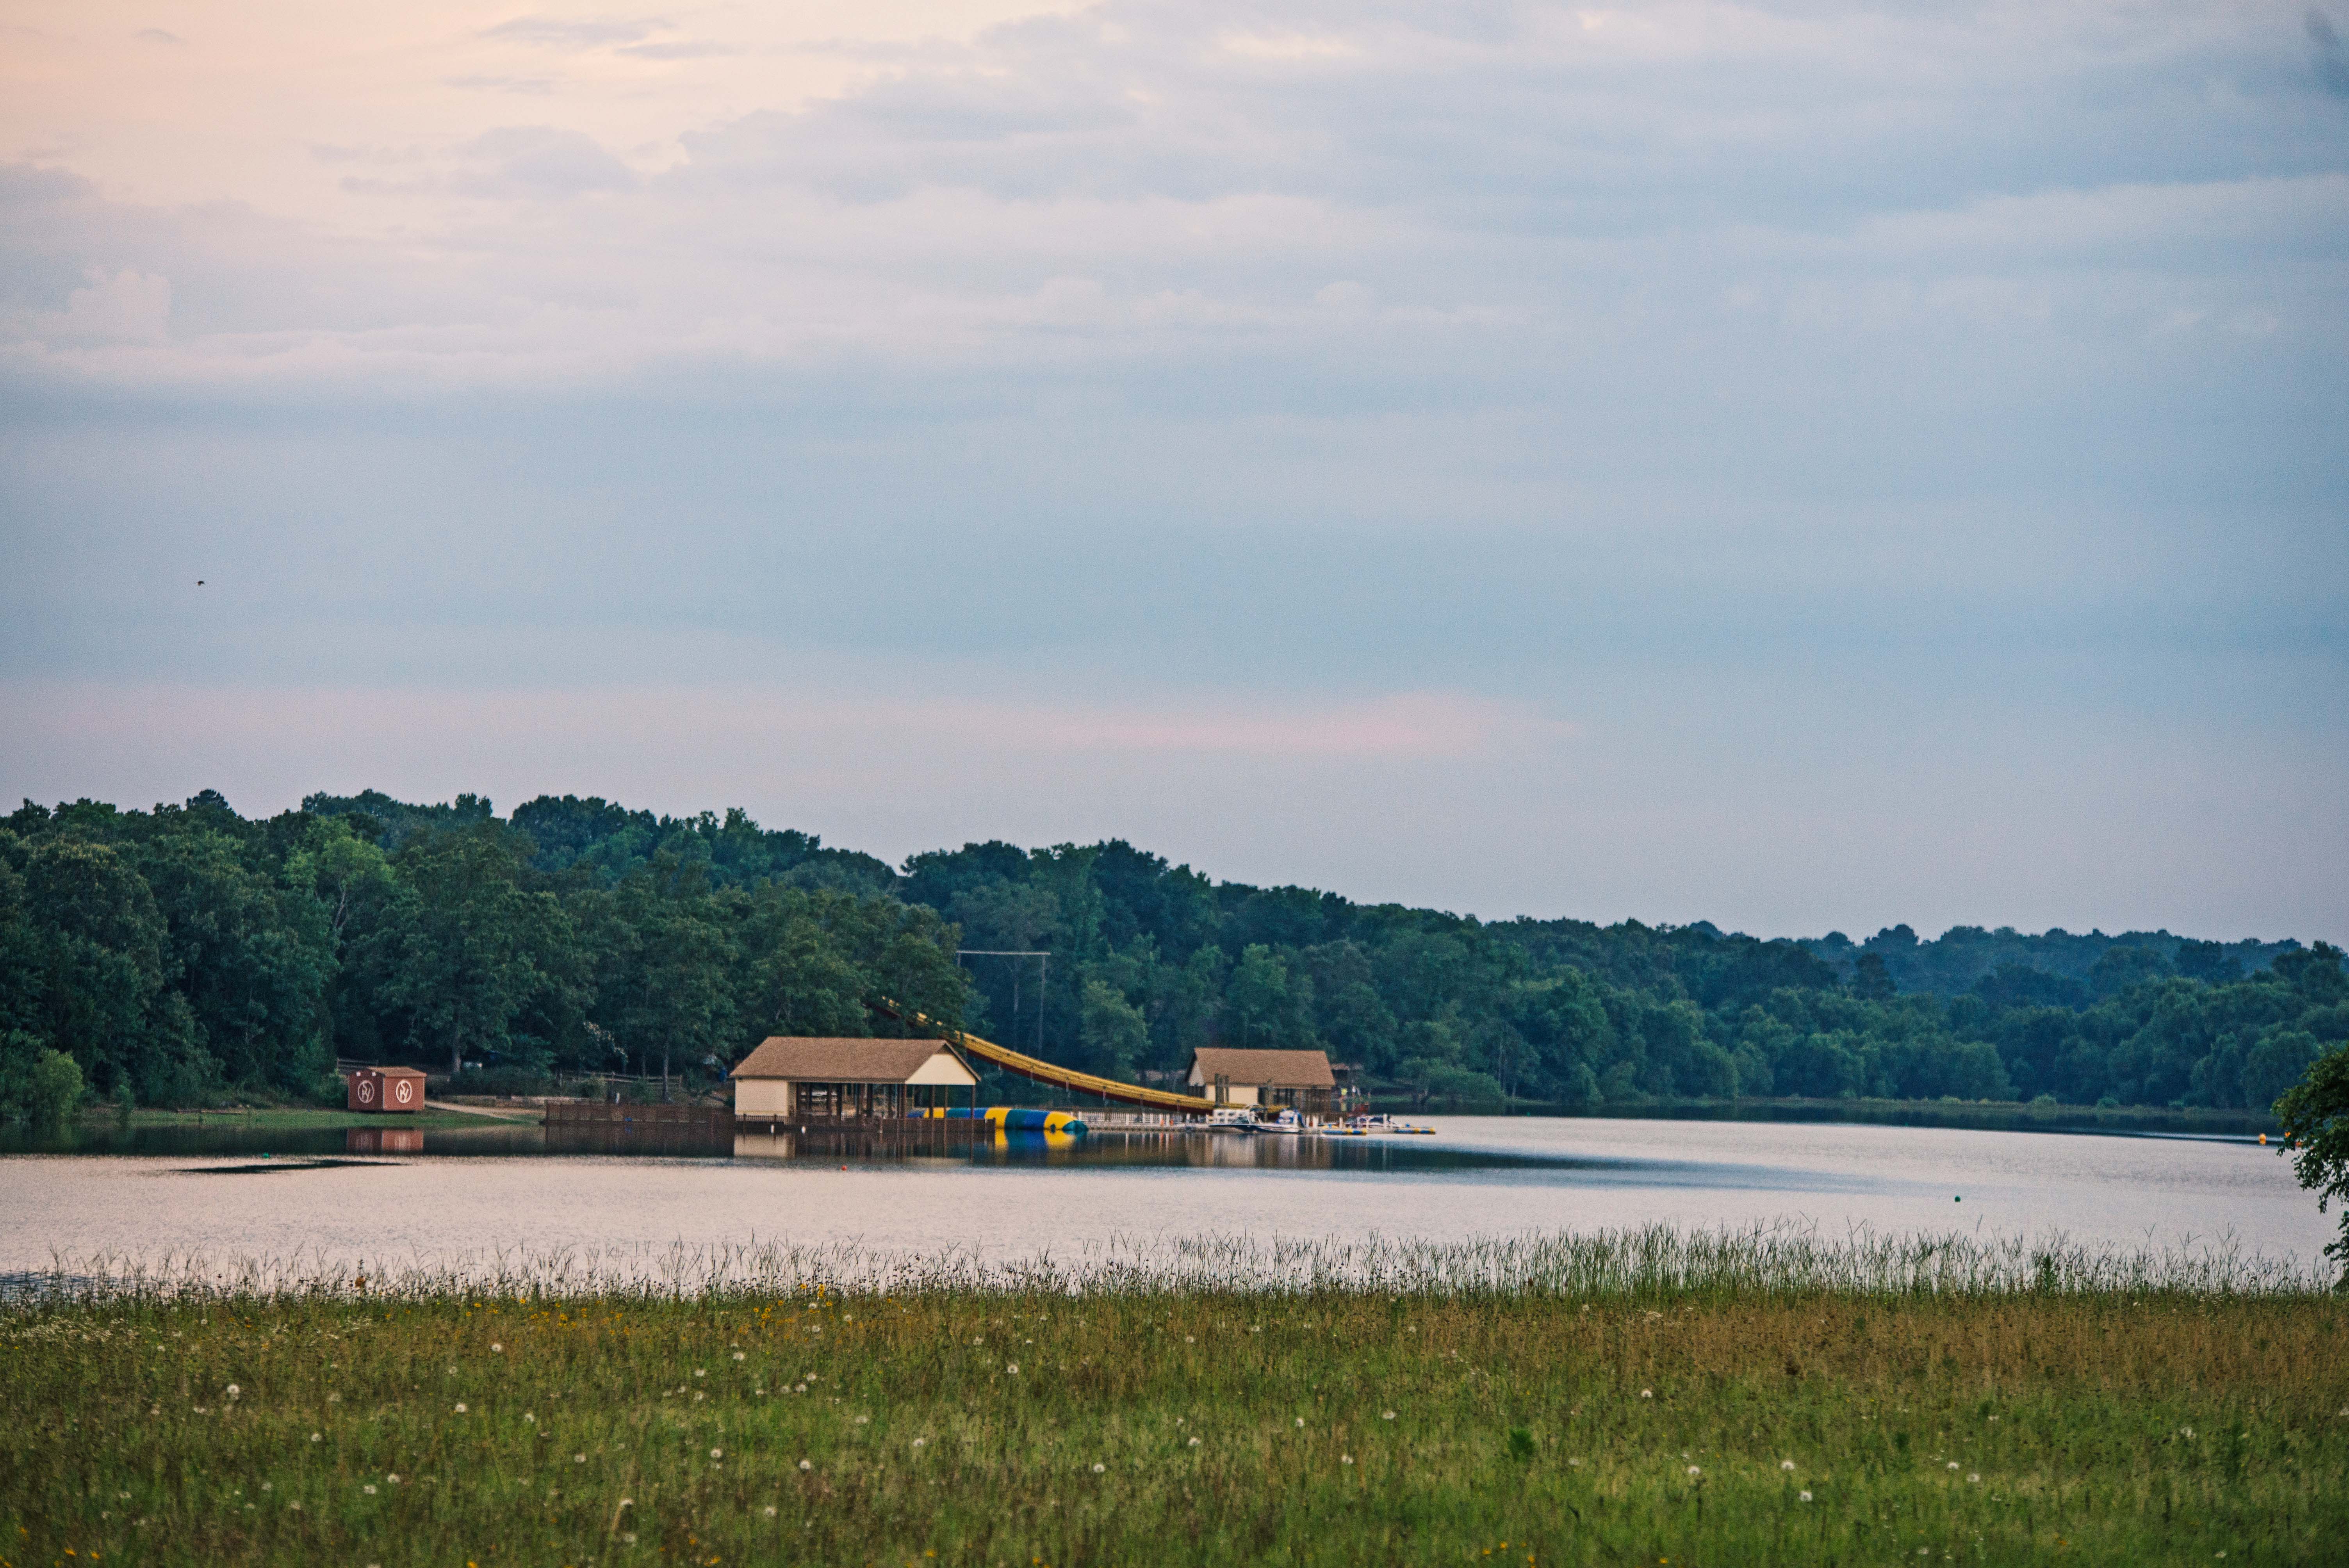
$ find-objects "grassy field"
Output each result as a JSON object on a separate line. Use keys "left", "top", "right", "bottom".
{"left": 3, "top": 1236, "right": 2344, "bottom": 1567}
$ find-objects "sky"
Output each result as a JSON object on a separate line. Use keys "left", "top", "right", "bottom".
{"left": 3, "top": 0, "right": 2345, "bottom": 941}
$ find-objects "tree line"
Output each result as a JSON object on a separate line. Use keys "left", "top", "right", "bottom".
{"left": 1, "top": 789, "right": 2342, "bottom": 1121}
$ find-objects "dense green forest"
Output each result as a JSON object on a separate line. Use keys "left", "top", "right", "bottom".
{"left": 1, "top": 789, "right": 2342, "bottom": 1120}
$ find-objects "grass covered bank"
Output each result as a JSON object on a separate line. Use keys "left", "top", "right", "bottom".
{"left": 4, "top": 1235, "right": 2344, "bottom": 1566}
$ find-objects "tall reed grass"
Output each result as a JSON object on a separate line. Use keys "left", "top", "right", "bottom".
{"left": 11, "top": 1219, "right": 2330, "bottom": 1310}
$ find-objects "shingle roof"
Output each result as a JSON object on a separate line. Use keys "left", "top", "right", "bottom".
{"left": 1188, "top": 1047, "right": 1337, "bottom": 1089}
{"left": 730, "top": 1037, "right": 961, "bottom": 1083}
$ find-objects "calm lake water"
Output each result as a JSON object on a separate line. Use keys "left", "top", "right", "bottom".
{"left": 2, "top": 1117, "right": 2327, "bottom": 1281}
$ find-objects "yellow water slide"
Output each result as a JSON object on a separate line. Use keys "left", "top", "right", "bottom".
{"left": 875, "top": 1001, "right": 1212, "bottom": 1114}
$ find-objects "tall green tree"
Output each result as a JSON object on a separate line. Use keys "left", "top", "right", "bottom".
{"left": 376, "top": 825, "right": 573, "bottom": 1076}
{"left": 135, "top": 830, "right": 335, "bottom": 1093}
{"left": 2274, "top": 1044, "right": 2349, "bottom": 1280}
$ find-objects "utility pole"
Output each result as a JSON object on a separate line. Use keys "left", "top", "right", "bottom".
{"left": 956, "top": 950, "right": 1051, "bottom": 1054}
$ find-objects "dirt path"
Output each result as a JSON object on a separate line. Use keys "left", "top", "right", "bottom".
{"left": 422, "top": 1100, "right": 541, "bottom": 1122}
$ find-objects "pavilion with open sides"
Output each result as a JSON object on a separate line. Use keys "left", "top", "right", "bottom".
{"left": 728, "top": 1036, "right": 978, "bottom": 1121}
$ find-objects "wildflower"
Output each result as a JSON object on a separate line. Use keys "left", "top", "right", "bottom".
{"left": 764, "top": 1506, "right": 777, "bottom": 1517}
{"left": 574, "top": 1454, "right": 586, "bottom": 1463}
{"left": 799, "top": 1459, "right": 812, "bottom": 1471}
{"left": 524, "top": 1413, "right": 536, "bottom": 1423}
{"left": 364, "top": 1484, "right": 377, "bottom": 1495}
{"left": 1188, "top": 1437, "right": 1201, "bottom": 1447}
{"left": 454, "top": 1403, "right": 468, "bottom": 1413}
{"left": 711, "top": 1448, "right": 724, "bottom": 1459}
{"left": 912, "top": 1438, "right": 926, "bottom": 1448}
{"left": 1295, "top": 1418, "right": 1305, "bottom": 1429}
{"left": 491, "top": 1342, "right": 502, "bottom": 1352}
{"left": 1007, "top": 1363, "right": 1020, "bottom": 1375}
{"left": 1639, "top": 1390, "right": 1653, "bottom": 1399}
{"left": 1381, "top": 1411, "right": 1396, "bottom": 1421}
{"left": 1687, "top": 1466, "right": 1701, "bottom": 1476}
{"left": 1798, "top": 1491, "right": 1813, "bottom": 1502}
{"left": 386, "top": 1475, "right": 400, "bottom": 1484}
{"left": 1341, "top": 1454, "right": 1355, "bottom": 1465}
{"left": 1946, "top": 1461, "right": 1959, "bottom": 1470}
{"left": 309, "top": 1433, "right": 321, "bottom": 1443}
{"left": 1968, "top": 1474, "right": 1981, "bottom": 1484}
{"left": 695, "top": 1369, "right": 706, "bottom": 1378}
{"left": 225, "top": 1384, "right": 241, "bottom": 1399}
{"left": 1185, "top": 1336, "right": 1195, "bottom": 1343}
{"left": 733, "top": 1352, "right": 745, "bottom": 1361}
{"left": 1780, "top": 1459, "right": 1795, "bottom": 1470}
{"left": 1091, "top": 1463, "right": 1106, "bottom": 1474}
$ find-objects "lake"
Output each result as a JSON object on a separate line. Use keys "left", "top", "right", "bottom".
{"left": 2, "top": 1116, "right": 2328, "bottom": 1286}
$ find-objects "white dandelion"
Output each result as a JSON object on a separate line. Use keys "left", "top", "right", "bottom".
{"left": 1640, "top": 1389, "right": 1653, "bottom": 1399}
{"left": 453, "top": 1403, "right": 467, "bottom": 1414}
{"left": 1381, "top": 1410, "right": 1396, "bottom": 1420}
{"left": 1340, "top": 1454, "right": 1355, "bottom": 1466}
{"left": 1188, "top": 1437, "right": 1201, "bottom": 1447}
{"left": 1780, "top": 1459, "right": 1796, "bottom": 1471}
{"left": 574, "top": 1454, "right": 586, "bottom": 1464}
{"left": 1007, "top": 1363, "right": 1019, "bottom": 1375}
{"left": 1091, "top": 1462, "right": 1107, "bottom": 1474}
{"left": 799, "top": 1459, "right": 813, "bottom": 1471}
{"left": 1688, "top": 1465, "right": 1702, "bottom": 1476}
{"left": 1798, "top": 1490, "right": 1813, "bottom": 1502}
{"left": 225, "top": 1384, "right": 241, "bottom": 1399}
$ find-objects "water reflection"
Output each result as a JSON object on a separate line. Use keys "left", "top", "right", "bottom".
{"left": 346, "top": 1127, "right": 424, "bottom": 1155}
{"left": 0, "top": 1121, "right": 540, "bottom": 1159}
{"left": 3, "top": 1115, "right": 2321, "bottom": 1272}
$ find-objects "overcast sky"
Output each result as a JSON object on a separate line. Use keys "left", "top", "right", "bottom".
{"left": 3, "top": 0, "right": 2344, "bottom": 940}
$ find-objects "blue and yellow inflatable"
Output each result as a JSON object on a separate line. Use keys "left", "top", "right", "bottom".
{"left": 919, "top": 1106, "right": 1087, "bottom": 1135}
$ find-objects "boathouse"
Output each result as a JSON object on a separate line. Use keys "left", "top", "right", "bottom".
{"left": 729, "top": 1036, "right": 977, "bottom": 1120}
{"left": 1186, "top": 1047, "right": 1338, "bottom": 1116}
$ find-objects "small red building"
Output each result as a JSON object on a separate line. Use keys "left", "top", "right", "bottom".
{"left": 346, "top": 1067, "right": 428, "bottom": 1113}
